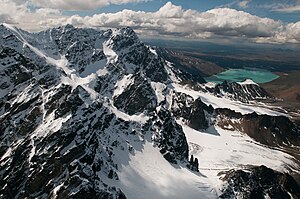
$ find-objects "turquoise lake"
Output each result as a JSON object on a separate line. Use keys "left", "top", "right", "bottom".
{"left": 204, "top": 69, "right": 279, "bottom": 84}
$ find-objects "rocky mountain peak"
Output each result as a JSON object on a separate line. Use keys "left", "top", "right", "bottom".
{"left": 0, "top": 24, "right": 299, "bottom": 199}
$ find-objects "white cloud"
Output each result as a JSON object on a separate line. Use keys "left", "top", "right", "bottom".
{"left": 238, "top": 0, "right": 251, "bottom": 8}
{"left": 74, "top": 3, "right": 283, "bottom": 40}
{"left": 274, "top": 5, "right": 300, "bottom": 13}
{"left": 286, "top": 21, "right": 300, "bottom": 42}
{"left": 262, "top": 1, "right": 300, "bottom": 13}
{"left": 156, "top": 2, "right": 184, "bottom": 18}
{"left": 254, "top": 21, "right": 300, "bottom": 44}
{"left": 0, "top": 0, "right": 28, "bottom": 23}
{"left": 35, "top": 8, "right": 61, "bottom": 16}
{"left": 217, "top": 0, "right": 251, "bottom": 10}
{"left": 1, "top": 1, "right": 300, "bottom": 44}
{"left": 0, "top": 0, "right": 64, "bottom": 31}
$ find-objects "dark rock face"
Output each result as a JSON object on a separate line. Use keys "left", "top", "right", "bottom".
{"left": 122, "top": 45, "right": 169, "bottom": 83}
{"left": 45, "top": 84, "right": 72, "bottom": 116}
{"left": 0, "top": 100, "right": 129, "bottom": 199}
{"left": 0, "top": 45, "right": 56, "bottom": 160}
{"left": 136, "top": 103, "right": 191, "bottom": 166}
{"left": 207, "top": 81, "right": 274, "bottom": 103}
{"left": 54, "top": 86, "right": 84, "bottom": 118}
{"left": 114, "top": 75, "right": 157, "bottom": 115}
{"left": 105, "top": 27, "right": 169, "bottom": 83}
{"left": 188, "top": 98, "right": 213, "bottom": 130}
{"left": 106, "top": 27, "right": 138, "bottom": 51}
{"left": 242, "top": 113, "right": 300, "bottom": 147}
{"left": 171, "top": 92, "right": 213, "bottom": 130}
{"left": 146, "top": 108, "right": 189, "bottom": 164}
{"left": 220, "top": 165, "right": 300, "bottom": 199}
{"left": 171, "top": 92, "right": 194, "bottom": 119}
{"left": 215, "top": 108, "right": 300, "bottom": 148}
{"left": 155, "top": 47, "right": 207, "bottom": 84}
{"left": 296, "top": 93, "right": 300, "bottom": 101}
{"left": 32, "top": 25, "right": 111, "bottom": 76}
{"left": 188, "top": 155, "right": 199, "bottom": 172}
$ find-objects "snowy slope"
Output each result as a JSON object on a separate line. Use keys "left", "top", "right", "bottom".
{"left": 117, "top": 141, "right": 217, "bottom": 199}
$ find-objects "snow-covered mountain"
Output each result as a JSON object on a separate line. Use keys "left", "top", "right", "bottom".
{"left": 205, "top": 79, "right": 275, "bottom": 103}
{"left": 0, "top": 24, "right": 299, "bottom": 199}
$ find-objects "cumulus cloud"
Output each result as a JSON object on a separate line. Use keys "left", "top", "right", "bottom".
{"left": 41, "top": 2, "right": 284, "bottom": 41}
{"left": 257, "top": 21, "right": 300, "bottom": 44}
{"left": 1, "top": 1, "right": 300, "bottom": 44}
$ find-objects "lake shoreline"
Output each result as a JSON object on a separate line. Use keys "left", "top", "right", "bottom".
{"left": 204, "top": 68, "right": 279, "bottom": 84}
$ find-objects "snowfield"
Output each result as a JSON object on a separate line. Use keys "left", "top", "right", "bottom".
{"left": 117, "top": 141, "right": 218, "bottom": 199}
